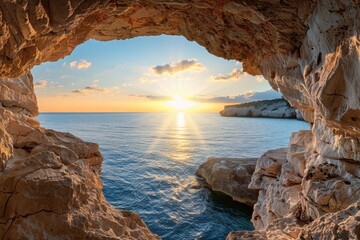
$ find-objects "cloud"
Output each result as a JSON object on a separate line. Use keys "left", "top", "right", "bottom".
{"left": 70, "top": 60, "right": 92, "bottom": 69}
{"left": 62, "top": 62, "right": 66, "bottom": 67}
{"left": 69, "top": 61, "right": 77, "bottom": 68}
{"left": 84, "top": 86, "right": 103, "bottom": 91}
{"left": 255, "top": 75, "right": 266, "bottom": 83}
{"left": 243, "top": 90, "right": 256, "bottom": 98}
{"left": 35, "top": 80, "right": 64, "bottom": 89}
{"left": 71, "top": 86, "right": 103, "bottom": 94}
{"left": 34, "top": 80, "right": 48, "bottom": 89}
{"left": 130, "top": 95, "right": 174, "bottom": 101}
{"left": 122, "top": 83, "right": 132, "bottom": 87}
{"left": 49, "top": 81, "right": 64, "bottom": 88}
{"left": 191, "top": 90, "right": 282, "bottom": 103}
{"left": 71, "top": 85, "right": 120, "bottom": 95}
{"left": 137, "top": 90, "right": 281, "bottom": 103}
{"left": 151, "top": 59, "right": 205, "bottom": 75}
{"left": 140, "top": 77, "right": 158, "bottom": 84}
{"left": 209, "top": 68, "right": 246, "bottom": 81}
{"left": 92, "top": 79, "right": 99, "bottom": 83}
{"left": 71, "top": 89, "right": 82, "bottom": 94}
{"left": 142, "top": 95, "right": 173, "bottom": 101}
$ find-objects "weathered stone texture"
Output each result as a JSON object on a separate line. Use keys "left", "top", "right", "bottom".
{"left": 197, "top": 157, "right": 259, "bottom": 206}
{"left": 0, "top": 74, "right": 159, "bottom": 239}
{"left": 0, "top": 0, "right": 358, "bottom": 239}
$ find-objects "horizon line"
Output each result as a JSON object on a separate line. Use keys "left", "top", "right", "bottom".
{"left": 39, "top": 111, "right": 220, "bottom": 114}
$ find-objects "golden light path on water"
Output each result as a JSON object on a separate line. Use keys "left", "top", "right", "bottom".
{"left": 143, "top": 111, "right": 209, "bottom": 222}
{"left": 146, "top": 111, "right": 207, "bottom": 164}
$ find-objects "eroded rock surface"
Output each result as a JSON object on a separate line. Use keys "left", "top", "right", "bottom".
{"left": 220, "top": 98, "right": 303, "bottom": 120}
{"left": 0, "top": 0, "right": 358, "bottom": 239}
{"left": 0, "top": 1, "right": 316, "bottom": 78}
{"left": 197, "top": 157, "right": 258, "bottom": 206}
{"left": 0, "top": 74, "right": 159, "bottom": 239}
{"left": 229, "top": 129, "right": 360, "bottom": 239}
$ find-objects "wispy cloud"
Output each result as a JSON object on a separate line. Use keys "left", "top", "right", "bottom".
{"left": 70, "top": 60, "right": 92, "bottom": 69}
{"left": 49, "top": 81, "right": 64, "bottom": 88}
{"left": 209, "top": 68, "right": 246, "bottom": 81}
{"left": 138, "top": 90, "right": 281, "bottom": 104}
{"left": 34, "top": 80, "right": 48, "bottom": 89}
{"left": 71, "top": 85, "right": 120, "bottom": 95}
{"left": 151, "top": 59, "right": 205, "bottom": 75}
{"left": 142, "top": 95, "right": 173, "bottom": 101}
{"left": 193, "top": 90, "right": 282, "bottom": 103}
{"left": 255, "top": 75, "right": 266, "bottom": 83}
{"left": 140, "top": 77, "right": 158, "bottom": 84}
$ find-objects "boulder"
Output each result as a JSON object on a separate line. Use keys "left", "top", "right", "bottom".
{"left": 197, "top": 157, "right": 259, "bottom": 206}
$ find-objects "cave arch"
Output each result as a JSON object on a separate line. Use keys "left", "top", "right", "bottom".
{"left": 0, "top": 1, "right": 314, "bottom": 77}
{"left": 0, "top": 1, "right": 359, "bottom": 239}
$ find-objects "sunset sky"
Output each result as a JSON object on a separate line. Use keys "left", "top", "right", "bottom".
{"left": 32, "top": 35, "right": 275, "bottom": 112}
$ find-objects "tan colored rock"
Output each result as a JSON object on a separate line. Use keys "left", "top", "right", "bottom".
{"left": 0, "top": 1, "right": 316, "bottom": 78}
{"left": 247, "top": 124, "right": 360, "bottom": 239}
{"left": 0, "top": 151, "right": 159, "bottom": 240}
{"left": 0, "top": 0, "right": 358, "bottom": 239}
{"left": 299, "top": 202, "right": 360, "bottom": 240}
{"left": 249, "top": 146, "right": 306, "bottom": 231}
{"left": 249, "top": 148, "right": 288, "bottom": 191}
{"left": 227, "top": 230, "right": 266, "bottom": 240}
{"left": 197, "top": 157, "right": 259, "bottom": 206}
{"left": 0, "top": 74, "right": 38, "bottom": 115}
{"left": 0, "top": 74, "right": 159, "bottom": 239}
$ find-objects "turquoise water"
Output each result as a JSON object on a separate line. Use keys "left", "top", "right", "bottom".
{"left": 37, "top": 112, "right": 309, "bottom": 239}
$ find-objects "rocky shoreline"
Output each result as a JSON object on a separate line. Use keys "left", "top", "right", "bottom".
{"left": 220, "top": 98, "right": 304, "bottom": 120}
{"left": 198, "top": 130, "right": 360, "bottom": 239}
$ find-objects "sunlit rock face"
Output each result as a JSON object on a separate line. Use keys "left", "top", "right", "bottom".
{"left": 219, "top": 98, "right": 302, "bottom": 119}
{"left": 0, "top": 0, "right": 315, "bottom": 77}
{"left": 0, "top": 74, "right": 159, "bottom": 239}
{"left": 197, "top": 157, "right": 259, "bottom": 206}
{"left": 0, "top": 0, "right": 358, "bottom": 239}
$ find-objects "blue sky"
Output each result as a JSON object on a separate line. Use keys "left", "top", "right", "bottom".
{"left": 32, "top": 35, "right": 274, "bottom": 112}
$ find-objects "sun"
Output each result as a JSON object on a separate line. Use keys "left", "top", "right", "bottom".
{"left": 167, "top": 96, "right": 195, "bottom": 111}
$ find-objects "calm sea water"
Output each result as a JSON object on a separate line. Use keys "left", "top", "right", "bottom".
{"left": 37, "top": 112, "right": 309, "bottom": 239}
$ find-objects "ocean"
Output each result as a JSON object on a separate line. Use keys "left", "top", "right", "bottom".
{"left": 37, "top": 112, "right": 309, "bottom": 239}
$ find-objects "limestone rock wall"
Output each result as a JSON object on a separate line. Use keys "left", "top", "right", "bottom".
{"left": 0, "top": 0, "right": 358, "bottom": 239}
{"left": 0, "top": 73, "right": 159, "bottom": 239}
{"left": 230, "top": 128, "right": 360, "bottom": 239}
{"left": 0, "top": 0, "right": 315, "bottom": 77}
{"left": 220, "top": 98, "right": 302, "bottom": 119}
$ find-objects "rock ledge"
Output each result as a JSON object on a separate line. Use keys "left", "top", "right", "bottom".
{"left": 197, "top": 157, "right": 259, "bottom": 206}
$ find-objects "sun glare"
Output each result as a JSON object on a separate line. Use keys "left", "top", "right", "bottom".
{"left": 167, "top": 96, "right": 195, "bottom": 111}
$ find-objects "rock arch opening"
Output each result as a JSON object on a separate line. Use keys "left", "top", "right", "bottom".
{"left": 31, "top": 35, "right": 296, "bottom": 239}
{"left": 0, "top": 1, "right": 359, "bottom": 239}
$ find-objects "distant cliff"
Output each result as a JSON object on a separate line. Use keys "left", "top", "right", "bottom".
{"left": 220, "top": 98, "right": 303, "bottom": 120}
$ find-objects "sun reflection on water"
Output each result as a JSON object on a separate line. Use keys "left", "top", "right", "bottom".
{"left": 176, "top": 112, "right": 185, "bottom": 128}
{"left": 146, "top": 112, "right": 207, "bottom": 165}
{"left": 171, "top": 112, "right": 190, "bottom": 162}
